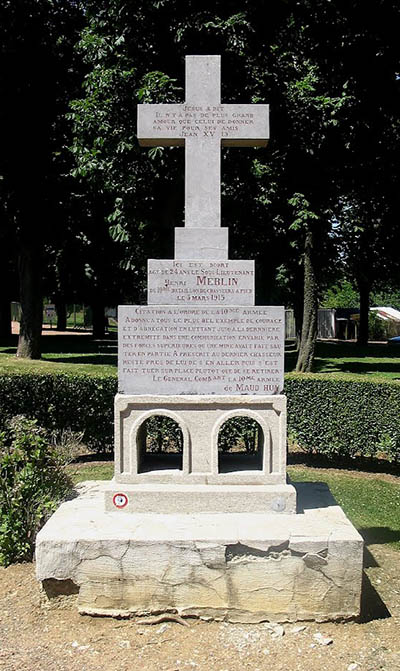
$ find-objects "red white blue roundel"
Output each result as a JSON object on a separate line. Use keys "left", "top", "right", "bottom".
{"left": 113, "top": 493, "right": 129, "bottom": 509}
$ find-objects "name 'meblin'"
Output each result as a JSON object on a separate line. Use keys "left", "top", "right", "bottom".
{"left": 196, "top": 276, "right": 238, "bottom": 286}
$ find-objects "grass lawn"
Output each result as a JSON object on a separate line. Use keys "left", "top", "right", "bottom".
{"left": 0, "top": 333, "right": 118, "bottom": 376}
{"left": 68, "top": 462, "right": 114, "bottom": 482}
{"left": 67, "top": 461, "right": 400, "bottom": 551}
{"left": 288, "top": 466, "right": 400, "bottom": 550}
{"left": 1, "top": 333, "right": 400, "bottom": 380}
{"left": 285, "top": 341, "right": 400, "bottom": 381}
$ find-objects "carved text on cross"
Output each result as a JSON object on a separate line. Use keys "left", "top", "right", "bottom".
{"left": 137, "top": 55, "right": 269, "bottom": 229}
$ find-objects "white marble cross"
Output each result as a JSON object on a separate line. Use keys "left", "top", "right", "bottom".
{"left": 137, "top": 55, "right": 269, "bottom": 229}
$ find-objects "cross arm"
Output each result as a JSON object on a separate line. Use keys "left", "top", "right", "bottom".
{"left": 220, "top": 104, "right": 269, "bottom": 147}
{"left": 137, "top": 104, "right": 186, "bottom": 146}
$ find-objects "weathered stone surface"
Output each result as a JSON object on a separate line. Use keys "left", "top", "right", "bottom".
{"left": 36, "top": 482, "right": 363, "bottom": 623}
{"left": 104, "top": 483, "right": 297, "bottom": 514}
{"left": 147, "top": 259, "right": 254, "bottom": 305}
{"left": 118, "top": 306, "right": 284, "bottom": 395}
{"left": 113, "top": 394, "right": 288, "bottom": 485}
{"left": 174, "top": 228, "right": 229, "bottom": 260}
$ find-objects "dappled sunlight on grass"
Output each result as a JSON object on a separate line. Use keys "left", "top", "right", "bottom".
{"left": 0, "top": 334, "right": 117, "bottom": 375}
{"left": 1, "top": 334, "right": 399, "bottom": 380}
{"left": 288, "top": 341, "right": 400, "bottom": 381}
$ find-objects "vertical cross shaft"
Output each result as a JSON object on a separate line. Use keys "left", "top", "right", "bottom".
{"left": 185, "top": 56, "right": 221, "bottom": 228}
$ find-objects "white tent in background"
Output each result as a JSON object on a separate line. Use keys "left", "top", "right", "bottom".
{"left": 370, "top": 307, "right": 400, "bottom": 322}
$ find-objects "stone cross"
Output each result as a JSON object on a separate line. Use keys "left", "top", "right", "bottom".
{"left": 137, "top": 55, "right": 269, "bottom": 229}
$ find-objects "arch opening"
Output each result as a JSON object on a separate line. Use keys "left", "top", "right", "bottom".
{"left": 137, "top": 415, "right": 183, "bottom": 473}
{"left": 218, "top": 416, "right": 263, "bottom": 473}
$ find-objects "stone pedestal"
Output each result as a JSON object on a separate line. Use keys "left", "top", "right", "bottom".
{"left": 108, "top": 393, "right": 296, "bottom": 514}
{"left": 36, "top": 481, "right": 363, "bottom": 623}
{"left": 35, "top": 53, "right": 363, "bottom": 622}
{"left": 113, "top": 394, "right": 289, "bottom": 485}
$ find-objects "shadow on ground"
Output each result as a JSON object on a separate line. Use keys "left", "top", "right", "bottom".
{"left": 359, "top": 526, "right": 400, "bottom": 547}
{"left": 359, "top": 571, "right": 391, "bottom": 622}
{"left": 73, "top": 452, "right": 114, "bottom": 463}
{"left": 41, "top": 354, "right": 117, "bottom": 366}
{"left": 288, "top": 451, "right": 400, "bottom": 477}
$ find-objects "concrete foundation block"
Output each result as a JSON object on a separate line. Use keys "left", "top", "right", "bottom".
{"left": 36, "top": 481, "right": 363, "bottom": 623}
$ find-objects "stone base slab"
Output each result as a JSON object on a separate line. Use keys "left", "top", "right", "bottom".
{"left": 36, "top": 481, "right": 363, "bottom": 623}
{"left": 104, "top": 482, "right": 297, "bottom": 514}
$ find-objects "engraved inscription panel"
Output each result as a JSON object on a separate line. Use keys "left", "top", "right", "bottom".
{"left": 137, "top": 104, "right": 269, "bottom": 147}
{"left": 119, "top": 305, "right": 284, "bottom": 395}
{"left": 147, "top": 260, "right": 255, "bottom": 305}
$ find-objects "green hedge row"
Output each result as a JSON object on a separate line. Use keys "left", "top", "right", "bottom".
{"left": 0, "top": 372, "right": 399, "bottom": 461}
{"left": 285, "top": 373, "right": 400, "bottom": 461}
{"left": 0, "top": 374, "right": 116, "bottom": 451}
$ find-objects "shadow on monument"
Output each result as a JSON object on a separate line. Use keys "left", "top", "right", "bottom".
{"left": 42, "top": 578, "right": 79, "bottom": 599}
{"left": 218, "top": 416, "right": 264, "bottom": 473}
{"left": 138, "top": 415, "right": 183, "bottom": 473}
{"left": 294, "top": 482, "right": 337, "bottom": 512}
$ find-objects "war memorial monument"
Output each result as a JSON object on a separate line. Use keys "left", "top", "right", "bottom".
{"left": 36, "top": 56, "right": 363, "bottom": 622}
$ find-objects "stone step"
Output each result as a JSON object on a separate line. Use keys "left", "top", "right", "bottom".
{"left": 104, "top": 482, "right": 297, "bottom": 514}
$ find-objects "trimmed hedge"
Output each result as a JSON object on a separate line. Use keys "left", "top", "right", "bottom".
{"left": 0, "top": 374, "right": 117, "bottom": 451}
{"left": 0, "top": 371, "right": 399, "bottom": 461}
{"left": 285, "top": 373, "right": 400, "bottom": 461}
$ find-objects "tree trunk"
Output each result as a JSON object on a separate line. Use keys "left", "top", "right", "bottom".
{"left": 92, "top": 300, "right": 106, "bottom": 339}
{"left": 55, "top": 299, "right": 67, "bottom": 331}
{"left": 0, "top": 257, "right": 15, "bottom": 338}
{"left": 16, "top": 247, "right": 42, "bottom": 359}
{"left": 0, "top": 297, "right": 12, "bottom": 338}
{"left": 295, "top": 228, "right": 318, "bottom": 372}
{"left": 357, "top": 278, "right": 370, "bottom": 346}
{"left": 293, "top": 283, "right": 304, "bottom": 351}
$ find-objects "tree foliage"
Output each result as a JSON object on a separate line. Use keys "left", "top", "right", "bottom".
{"left": 1, "top": 1, "right": 399, "bottom": 363}
{"left": 0, "top": 0, "right": 85, "bottom": 356}
{"left": 68, "top": 0, "right": 400, "bottom": 365}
